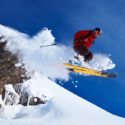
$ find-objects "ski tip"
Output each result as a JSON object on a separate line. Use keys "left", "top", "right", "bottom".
{"left": 101, "top": 72, "right": 117, "bottom": 78}
{"left": 107, "top": 73, "right": 117, "bottom": 78}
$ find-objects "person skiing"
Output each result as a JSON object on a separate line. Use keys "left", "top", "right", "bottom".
{"left": 74, "top": 28, "right": 102, "bottom": 62}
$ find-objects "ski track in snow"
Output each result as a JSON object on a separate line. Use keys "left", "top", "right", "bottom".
{"left": 0, "top": 25, "right": 123, "bottom": 125}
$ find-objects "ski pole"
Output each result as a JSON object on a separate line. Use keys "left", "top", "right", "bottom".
{"left": 40, "top": 43, "right": 57, "bottom": 48}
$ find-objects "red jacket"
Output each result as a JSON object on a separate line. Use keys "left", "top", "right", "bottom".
{"left": 74, "top": 30, "right": 97, "bottom": 49}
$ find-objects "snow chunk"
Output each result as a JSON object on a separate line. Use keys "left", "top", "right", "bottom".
{"left": 78, "top": 53, "right": 115, "bottom": 71}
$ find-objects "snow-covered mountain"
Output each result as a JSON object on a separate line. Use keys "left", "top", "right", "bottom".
{"left": 0, "top": 24, "right": 124, "bottom": 125}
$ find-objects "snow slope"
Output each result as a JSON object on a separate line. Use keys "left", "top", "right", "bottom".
{"left": 0, "top": 73, "right": 125, "bottom": 125}
{"left": 0, "top": 24, "right": 124, "bottom": 125}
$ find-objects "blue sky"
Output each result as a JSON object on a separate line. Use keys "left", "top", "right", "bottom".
{"left": 0, "top": 0, "right": 125, "bottom": 117}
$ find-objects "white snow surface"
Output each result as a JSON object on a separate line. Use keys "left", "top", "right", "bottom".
{"left": 0, "top": 25, "right": 124, "bottom": 125}
{"left": 0, "top": 73, "right": 125, "bottom": 125}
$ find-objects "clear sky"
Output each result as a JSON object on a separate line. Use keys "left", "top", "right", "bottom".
{"left": 0, "top": 0, "right": 125, "bottom": 117}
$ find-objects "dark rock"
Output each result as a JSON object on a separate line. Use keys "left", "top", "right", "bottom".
{"left": 0, "top": 37, "right": 29, "bottom": 95}
{"left": 0, "top": 36, "right": 47, "bottom": 106}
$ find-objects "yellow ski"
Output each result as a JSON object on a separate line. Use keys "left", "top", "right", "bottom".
{"left": 64, "top": 63, "right": 117, "bottom": 78}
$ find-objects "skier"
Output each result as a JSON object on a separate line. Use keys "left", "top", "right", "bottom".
{"left": 74, "top": 28, "right": 102, "bottom": 62}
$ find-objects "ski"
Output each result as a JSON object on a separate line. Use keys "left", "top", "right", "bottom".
{"left": 64, "top": 63, "right": 117, "bottom": 78}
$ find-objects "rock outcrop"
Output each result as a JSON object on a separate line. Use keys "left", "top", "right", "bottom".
{"left": 0, "top": 37, "right": 28, "bottom": 94}
{"left": 0, "top": 36, "right": 48, "bottom": 106}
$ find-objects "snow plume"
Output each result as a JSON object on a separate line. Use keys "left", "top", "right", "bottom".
{"left": 78, "top": 53, "right": 115, "bottom": 71}
{"left": 90, "top": 53, "right": 115, "bottom": 70}
{"left": 32, "top": 28, "right": 55, "bottom": 47}
{"left": 0, "top": 25, "right": 74, "bottom": 80}
{"left": 0, "top": 24, "right": 115, "bottom": 80}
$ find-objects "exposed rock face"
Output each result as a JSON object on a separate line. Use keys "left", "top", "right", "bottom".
{"left": 0, "top": 36, "right": 48, "bottom": 106}
{"left": 0, "top": 39, "right": 29, "bottom": 94}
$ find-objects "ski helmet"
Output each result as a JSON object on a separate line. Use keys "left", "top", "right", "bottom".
{"left": 94, "top": 28, "right": 102, "bottom": 34}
